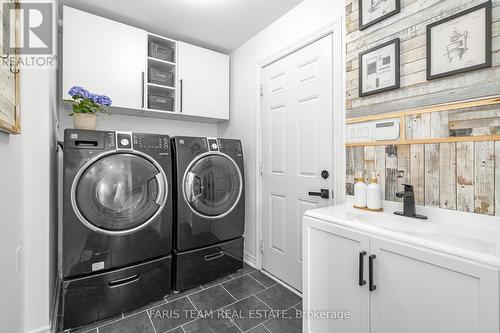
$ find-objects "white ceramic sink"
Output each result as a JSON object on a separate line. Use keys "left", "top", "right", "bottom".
{"left": 353, "top": 213, "right": 440, "bottom": 234}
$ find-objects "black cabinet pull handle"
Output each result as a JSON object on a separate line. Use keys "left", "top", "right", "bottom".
{"left": 108, "top": 274, "right": 140, "bottom": 288}
{"left": 141, "top": 71, "right": 145, "bottom": 109}
{"left": 179, "top": 79, "right": 183, "bottom": 113}
{"left": 369, "top": 254, "right": 376, "bottom": 291}
{"left": 204, "top": 250, "right": 225, "bottom": 261}
{"left": 359, "top": 251, "right": 367, "bottom": 286}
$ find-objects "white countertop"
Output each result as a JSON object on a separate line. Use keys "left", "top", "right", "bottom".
{"left": 305, "top": 198, "right": 500, "bottom": 268}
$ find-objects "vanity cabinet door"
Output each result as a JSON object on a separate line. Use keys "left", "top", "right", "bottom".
{"left": 370, "top": 236, "right": 499, "bottom": 333}
{"left": 63, "top": 6, "right": 147, "bottom": 110}
{"left": 303, "top": 217, "right": 370, "bottom": 333}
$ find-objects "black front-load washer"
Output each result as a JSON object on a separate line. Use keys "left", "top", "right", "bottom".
{"left": 61, "top": 129, "right": 173, "bottom": 329}
{"left": 172, "top": 136, "right": 245, "bottom": 290}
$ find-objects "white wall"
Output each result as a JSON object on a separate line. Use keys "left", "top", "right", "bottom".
{"left": 218, "top": 0, "right": 346, "bottom": 262}
{"left": 22, "top": 68, "right": 57, "bottom": 333}
{"left": 0, "top": 126, "right": 26, "bottom": 333}
{"left": 57, "top": 110, "right": 218, "bottom": 138}
{"left": 0, "top": 53, "right": 58, "bottom": 333}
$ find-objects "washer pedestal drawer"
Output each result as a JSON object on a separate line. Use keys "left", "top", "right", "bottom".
{"left": 174, "top": 237, "right": 244, "bottom": 291}
{"left": 62, "top": 255, "right": 172, "bottom": 330}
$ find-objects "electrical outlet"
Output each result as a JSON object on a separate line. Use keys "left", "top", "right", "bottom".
{"left": 15, "top": 247, "right": 21, "bottom": 276}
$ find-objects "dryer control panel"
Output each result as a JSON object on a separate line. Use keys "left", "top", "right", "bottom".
{"left": 219, "top": 139, "right": 242, "bottom": 153}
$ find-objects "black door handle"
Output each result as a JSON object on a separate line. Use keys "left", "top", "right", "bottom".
{"left": 369, "top": 254, "right": 376, "bottom": 291}
{"left": 308, "top": 189, "right": 330, "bottom": 199}
{"left": 359, "top": 251, "right": 367, "bottom": 286}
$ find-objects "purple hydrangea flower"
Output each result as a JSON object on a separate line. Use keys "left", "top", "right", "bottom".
{"left": 91, "top": 94, "right": 112, "bottom": 106}
{"left": 68, "top": 86, "right": 90, "bottom": 99}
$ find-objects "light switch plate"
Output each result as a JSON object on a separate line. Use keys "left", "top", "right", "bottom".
{"left": 16, "top": 246, "right": 21, "bottom": 276}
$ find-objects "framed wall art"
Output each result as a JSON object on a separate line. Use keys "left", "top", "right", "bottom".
{"left": 426, "top": 2, "right": 492, "bottom": 80}
{"left": 359, "top": 0, "right": 401, "bottom": 30}
{"left": 0, "top": 3, "right": 20, "bottom": 134}
{"left": 358, "top": 38, "right": 400, "bottom": 97}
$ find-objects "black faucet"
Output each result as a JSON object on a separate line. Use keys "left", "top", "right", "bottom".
{"left": 394, "top": 184, "right": 427, "bottom": 219}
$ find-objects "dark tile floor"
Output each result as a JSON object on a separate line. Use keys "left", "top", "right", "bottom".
{"left": 65, "top": 264, "right": 302, "bottom": 333}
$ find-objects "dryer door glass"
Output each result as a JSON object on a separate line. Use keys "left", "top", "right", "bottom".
{"left": 184, "top": 154, "right": 241, "bottom": 217}
{"left": 75, "top": 153, "right": 165, "bottom": 232}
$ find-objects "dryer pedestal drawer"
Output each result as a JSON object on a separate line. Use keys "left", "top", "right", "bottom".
{"left": 174, "top": 237, "right": 244, "bottom": 291}
{"left": 62, "top": 255, "right": 172, "bottom": 330}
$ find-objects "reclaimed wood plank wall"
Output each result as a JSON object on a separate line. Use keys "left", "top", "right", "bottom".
{"left": 345, "top": 0, "right": 500, "bottom": 216}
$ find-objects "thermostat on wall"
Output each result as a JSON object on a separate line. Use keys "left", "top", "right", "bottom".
{"left": 372, "top": 119, "right": 400, "bottom": 141}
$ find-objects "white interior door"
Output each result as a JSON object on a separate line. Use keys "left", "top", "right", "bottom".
{"left": 261, "top": 34, "right": 333, "bottom": 291}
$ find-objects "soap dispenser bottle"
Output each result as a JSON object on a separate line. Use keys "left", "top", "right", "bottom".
{"left": 367, "top": 176, "right": 382, "bottom": 210}
{"left": 354, "top": 176, "right": 367, "bottom": 208}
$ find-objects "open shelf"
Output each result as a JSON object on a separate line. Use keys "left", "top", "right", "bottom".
{"left": 147, "top": 58, "right": 176, "bottom": 88}
{"left": 146, "top": 34, "right": 177, "bottom": 112}
{"left": 148, "top": 34, "right": 176, "bottom": 63}
{"left": 148, "top": 56, "right": 175, "bottom": 66}
{"left": 345, "top": 95, "right": 500, "bottom": 147}
{"left": 147, "top": 84, "right": 175, "bottom": 112}
{"left": 147, "top": 83, "right": 175, "bottom": 90}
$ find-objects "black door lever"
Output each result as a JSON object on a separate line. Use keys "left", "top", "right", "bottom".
{"left": 308, "top": 189, "right": 330, "bottom": 199}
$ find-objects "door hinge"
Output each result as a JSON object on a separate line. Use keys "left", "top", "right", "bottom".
{"left": 259, "top": 161, "right": 263, "bottom": 175}
{"left": 260, "top": 84, "right": 263, "bottom": 97}
{"left": 260, "top": 240, "right": 263, "bottom": 254}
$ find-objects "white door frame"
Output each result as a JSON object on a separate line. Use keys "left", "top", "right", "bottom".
{"left": 255, "top": 17, "right": 346, "bottom": 272}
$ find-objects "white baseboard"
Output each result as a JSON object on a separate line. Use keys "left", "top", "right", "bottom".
{"left": 243, "top": 252, "right": 257, "bottom": 268}
{"left": 26, "top": 325, "right": 50, "bottom": 333}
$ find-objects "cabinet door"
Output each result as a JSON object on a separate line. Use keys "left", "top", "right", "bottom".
{"left": 303, "top": 217, "right": 370, "bottom": 333}
{"left": 370, "top": 236, "right": 499, "bottom": 333}
{"left": 177, "top": 42, "right": 229, "bottom": 120}
{"left": 63, "top": 7, "right": 146, "bottom": 110}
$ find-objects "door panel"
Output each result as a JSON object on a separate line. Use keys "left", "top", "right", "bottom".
{"left": 370, "top": 236, "right": 500, "bottom": 333}
{"left": 262, "top": 34, "right": 333, "bottom": 291}
{"left": 270, "top": 194, "right": 286, "bottom": 253}
{"left": 303, "top": 218, "right": 370, "bottom": 333}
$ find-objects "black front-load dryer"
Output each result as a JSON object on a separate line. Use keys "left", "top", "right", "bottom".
{"left": 172, "top": 136, "right": 245, "bottom": 290}
{"left": 61, "top": 129, "right": 173, "bottom": 329}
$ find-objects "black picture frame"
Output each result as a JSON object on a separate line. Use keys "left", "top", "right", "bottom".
{"left": 426, "top": 1, "right": 492, "bottom": 81}
{"left": 359, "top": 0, "right": 401, "bottom": 31}
{"left": 358, "top": 38, "right": 400, "bottom": 97}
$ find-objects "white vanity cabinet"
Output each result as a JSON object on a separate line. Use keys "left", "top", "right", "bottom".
{"left": 63, "top": 6, "right": 147, "bottom": 110}
{"left": 303, "top": 215, "right": 500, "bottom": 333}
{"left": 177, "top": 42, "right": 229, "bottom": 120}
{"left": 303, "top": 220, "right": 370, "bottom": 333}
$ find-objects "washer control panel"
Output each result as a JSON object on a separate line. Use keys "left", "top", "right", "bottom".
{"left": 208, "top": 138, "right": 219, "bottom": 152}
{"left": 116, "top": 132, "right": 133, "bottom": 150}
{"left": 133, "top": 134, "right": 170, "bottom": 152}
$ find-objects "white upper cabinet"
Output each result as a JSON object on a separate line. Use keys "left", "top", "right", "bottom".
{"left": 177, "top": 41, "right": 229, "bottom": 120}
{"left": 63, "top": 6, "right": 147, "bottom": 110}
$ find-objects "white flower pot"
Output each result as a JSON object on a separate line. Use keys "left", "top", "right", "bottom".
{"left": 73, "top": 113, "right": 97, "bottom": 130}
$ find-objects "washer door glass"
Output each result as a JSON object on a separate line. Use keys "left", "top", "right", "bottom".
{"left": 184, "top": 154, "right": 241, "bottom": 217}
{"left": 75, "top": 153, "right": 164, "bottom": 232}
